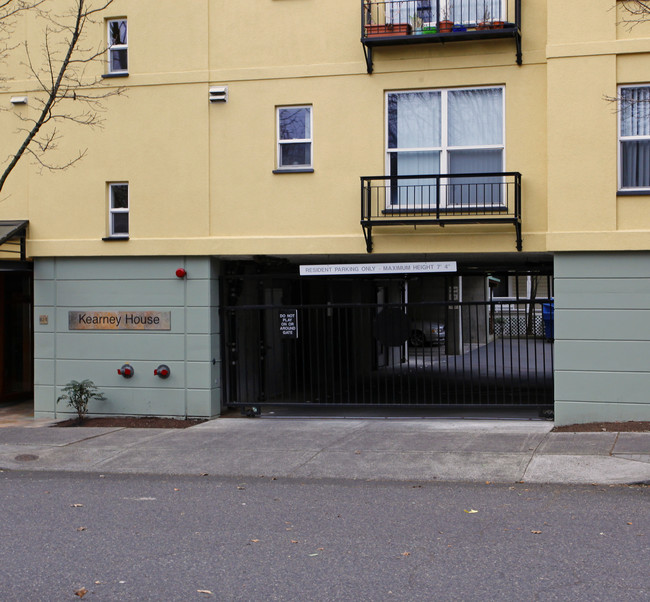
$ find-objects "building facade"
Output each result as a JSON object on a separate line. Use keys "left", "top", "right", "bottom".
{"left": 0, "top": 0, "right": 649, "bottom": 424}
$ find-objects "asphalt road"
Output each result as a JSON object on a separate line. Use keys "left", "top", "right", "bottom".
{"left": 0, "top": 471, "right": 648, "bottom": 601}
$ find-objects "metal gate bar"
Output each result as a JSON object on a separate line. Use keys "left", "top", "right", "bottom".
{"left": 222, "top": 299, "right": 553, "bottom": 408}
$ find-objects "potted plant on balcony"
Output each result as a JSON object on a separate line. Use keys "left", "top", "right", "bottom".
{"left": 477, "top": 7, "right": 492, "bottom": 30}
{"left": 410, "top": 13, "right": 424, "bottom": 35}
{"left": 365, "top": 22, "right": 412, "bottom": 36}
{"left": 438, "top": 7, "right": 454, "bottom": 33}
{"left": 363, "top": 1, "right": 410, "bottom": 37}
{"left": 422, "top": 22, "right": 438, "bottom": 34}
{"left": 491, "top": 7, "right": 505, "bottom": 30}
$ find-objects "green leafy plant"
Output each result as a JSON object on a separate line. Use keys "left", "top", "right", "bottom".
{"left": 410, "top": 13, "right": 423, "bottom": 30}
{"left": 57, "top": 380, "right": 106, "bottom": 422}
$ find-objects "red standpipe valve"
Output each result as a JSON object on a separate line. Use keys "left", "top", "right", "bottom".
{"left": 154, "top": 364, "right": 170, "bottom": 379}
{"left": 117, "top": 364, "right": 134, "bottom": 378}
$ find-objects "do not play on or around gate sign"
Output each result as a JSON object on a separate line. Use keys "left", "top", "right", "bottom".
{"left": 279, "top": 310, "right": 298, "bottom": 339}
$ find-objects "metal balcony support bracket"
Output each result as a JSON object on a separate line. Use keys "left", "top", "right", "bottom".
{"left": 515, "top": 0, "right": 522, "bottom": 65}
{"left": 362, "top": 222, "right": 373, "bottom": 253}
{"left": 363, "top": 44, "right": 374, "bottom": 74}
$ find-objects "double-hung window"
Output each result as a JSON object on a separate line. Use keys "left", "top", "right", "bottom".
{"left": 277, "top": 106, "right": 312, "bottom": 171}
{"left": 107, "top": 19, "right": 128, "bottom": 74}
{"left": 386, "top": 86, "right": 504, "bottom": 209}
{"left": 109, "top": 183, "right": 129, "bottom": 237}
{"left": 619, "top": 85, "right": 650, "bottom": 192}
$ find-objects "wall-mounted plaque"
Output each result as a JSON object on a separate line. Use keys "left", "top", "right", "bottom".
{"left": 69, "top": 311, "right": 171, "bottom": 331}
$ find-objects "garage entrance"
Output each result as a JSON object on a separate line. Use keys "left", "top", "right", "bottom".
{"left": 221, "top": 261, "right": 553, "bottom": 413}
{"left": 0, "top": 221, "right": 32, "bottom": 405}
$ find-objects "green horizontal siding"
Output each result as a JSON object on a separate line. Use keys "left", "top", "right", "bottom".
{"left": 554, "top": 252, "right": 650, "bottom": 425}
{"left": 33, "top": 256, "right": 221, "bottom": 419}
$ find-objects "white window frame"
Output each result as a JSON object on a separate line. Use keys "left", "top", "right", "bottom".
{"left": 618, "top": 84, "right": 650, "bottom": 192}
{"left": 107, "top": 18, "right": 128, "bottom": 74}
{"left": 276, "top": 105, "right": 313, "bottom": 171}
{"left": 385, "top": 85, "right": 505, "bottom": 208}
{"left": 108, "top": 182, "right": 129, "bottom": 237}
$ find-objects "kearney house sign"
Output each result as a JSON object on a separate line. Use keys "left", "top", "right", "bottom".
{"left": 69, "top": 311, "right": 171, "bottom": 331}
{"left": 299, "top": 261, "right": 457, "bottom": 276}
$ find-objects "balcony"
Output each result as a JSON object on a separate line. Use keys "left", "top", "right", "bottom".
{"left": 360, "top": 172, "right": 522, "bottom": 252}
{"left": 361, "top": 0, "right": 521, "bottom": 73}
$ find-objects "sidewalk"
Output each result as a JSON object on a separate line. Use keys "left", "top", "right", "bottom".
{"left": 0, "top": 417, "right": 649, "bottom": 484}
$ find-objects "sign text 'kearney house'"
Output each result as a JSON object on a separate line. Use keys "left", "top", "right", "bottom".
{"left": 69, "top": 311, "right": 171, "bottom": 331}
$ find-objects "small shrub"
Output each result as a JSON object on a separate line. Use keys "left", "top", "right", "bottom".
{"left": 57, "top": 379, "right": 106, "bottom": 422}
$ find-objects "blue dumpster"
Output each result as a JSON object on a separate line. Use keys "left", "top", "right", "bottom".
{"left": 542, "top": 302, "right": 554, "bottom": 340}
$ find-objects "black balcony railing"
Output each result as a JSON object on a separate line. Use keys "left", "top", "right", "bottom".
{"left": 361, "top": 0, "right": 521, "bottom": 72}
{"left": 360, "top": 172, "right": 522, "bottom": 252}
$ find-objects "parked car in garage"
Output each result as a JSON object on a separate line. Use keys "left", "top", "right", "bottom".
{"left": 409, "top": 321, "right": 446, "bottom": 346}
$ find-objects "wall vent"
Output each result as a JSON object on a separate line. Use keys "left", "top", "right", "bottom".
{"left": 209, "top": 86, "right": 228, "bottom": 103}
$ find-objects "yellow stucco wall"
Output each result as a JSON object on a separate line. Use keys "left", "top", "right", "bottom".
{"left": 1, "top": 0, "right": 649, "bottom": 257}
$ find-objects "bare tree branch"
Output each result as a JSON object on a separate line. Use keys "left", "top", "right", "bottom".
{"left": 617, "top": 0, "right": 650, "bottom": 29}
{"left": 0, "top": 0, "right": 124, "bottom": 193}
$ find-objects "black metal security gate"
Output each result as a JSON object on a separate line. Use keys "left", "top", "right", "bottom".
{"left": 222, "top": 298, "right": 553, "bottom": 410}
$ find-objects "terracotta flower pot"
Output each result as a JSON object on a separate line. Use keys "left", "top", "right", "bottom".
{"left": 438, "top": 20, "right": 453, "bottom": 33}
{"left": 365, "top": 23, "right": 412, "bottom": 37}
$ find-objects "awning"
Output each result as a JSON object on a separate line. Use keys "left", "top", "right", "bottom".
{"left": 0, "top": 220, "right": 28, "bottom": 261}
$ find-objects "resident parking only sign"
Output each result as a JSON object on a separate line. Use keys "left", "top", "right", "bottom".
{"left": 279, "top": 309, "right": 298, "bottom": 339}
{"left": 299, "top": 261, "right": 457, "bottom": 276}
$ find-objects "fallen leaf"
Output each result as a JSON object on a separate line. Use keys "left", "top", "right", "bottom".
{"left": 308, "top": 553, "right": 319, "bottom": 557}
{"left": 317, "top": 547, "right": 324, "bottom": 551}
{"left": 627, "top": 522, "right": 633, "bottom": 525}
{"left": 71, "top": 504, "right": 83, "bottom": 508}
{"left": 76, "top": 526, "right": 87, "bottom": 531}
{"left": 401, "top": 552, "right": 411, "bottom": 556}
{"left": 197, "top": 590, "right": 213, "bottom": 595}
{"left": 200, "top": 473, "right": 209, "bottom": 477}
{"left": 485, "top": 481, "right": 491, "bottom": 485}
{"left": 250, "top": 539, "right": 260, "bottom": 543}
{"left": 74, "top": 587, "right": 88, "bottom": 598}
{"left": 94, "top": 581, "right": 102, "bottom": 585}
{"left": 355, "top": 450, "right": 361, "bottom": 455}
{"left": 464, "top": 509, "right": 478, "bottom": 514}
{"left": 291, "top": 540, "right": 299, "bottom": 544}
{"left": 173, "top": 488, "right": 180, "bottom": 491}
{"left": 531, "top": 530, "right": 542, "bottom": 534}
{"left": 237, "top": 486, "right": 245, "bottom": 490}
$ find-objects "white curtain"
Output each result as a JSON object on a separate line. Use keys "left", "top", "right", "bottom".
{"left": 448, "top": 88, "right": 503, "bottom": 206}
{"left": 448, "top": 88, "right": 502, "bottom": 146}
{"left": 388, "top": 92, "right": 441, "bottom": 207}
{"left": 445, "top": 0, "right": 504, "bottom": 24}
